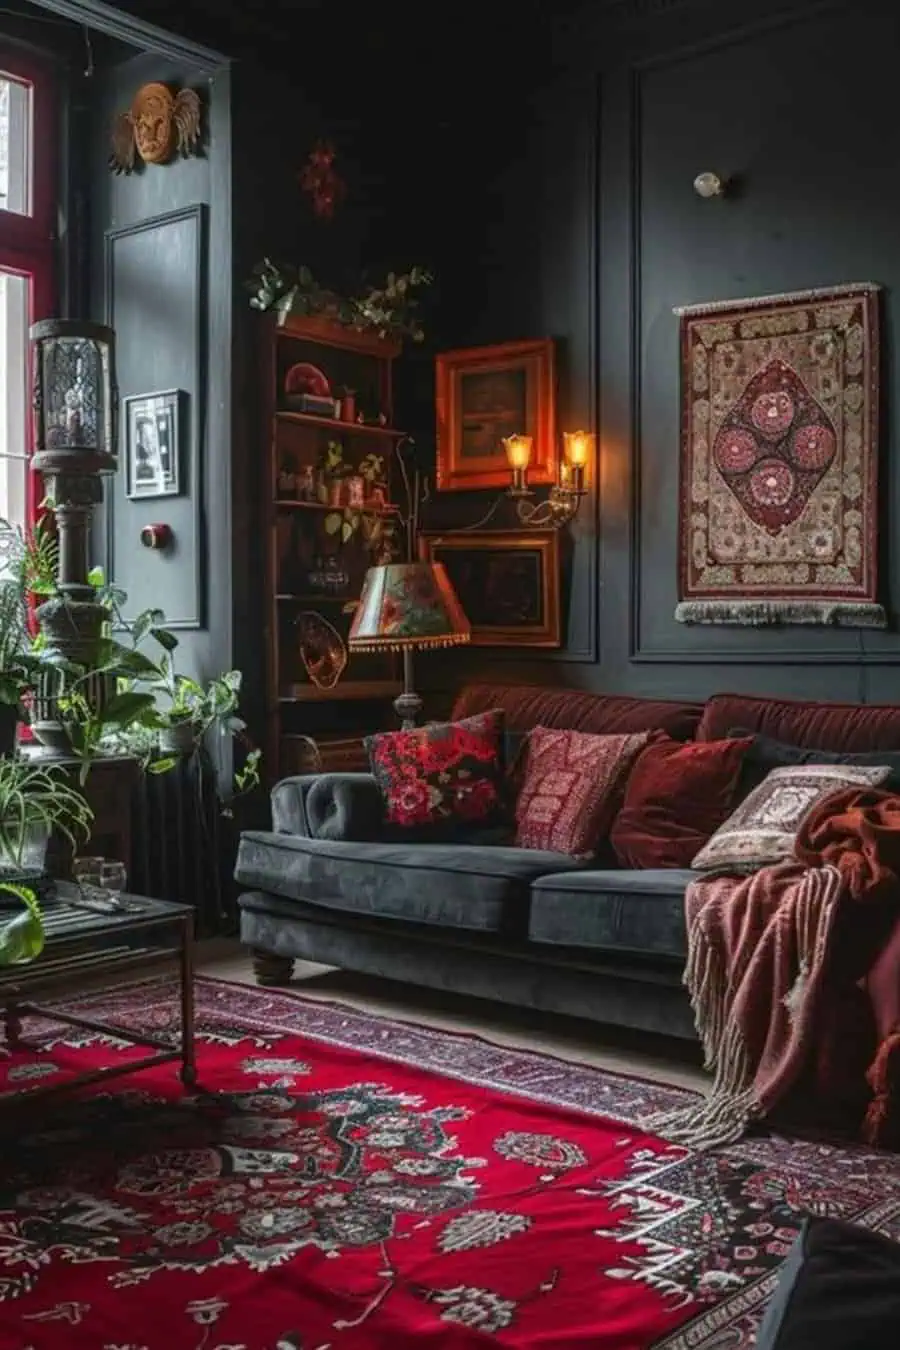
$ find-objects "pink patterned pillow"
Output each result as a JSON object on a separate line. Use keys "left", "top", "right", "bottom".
{"left": 515, "top": 727, "right": 651, "bottom": 857}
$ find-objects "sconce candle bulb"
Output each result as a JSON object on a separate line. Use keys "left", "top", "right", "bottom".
{"left": 502, "top": 434, "right": 533, "bottom": 495}
{"left": 562, "top": 430, "right": 593, "bottom": 495}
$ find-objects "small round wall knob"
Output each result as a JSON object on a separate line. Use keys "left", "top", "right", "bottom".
{"left": 694, "top": 171, "right": 726, "bottom": 198}
{"left": 140, "top": 522, "right": 173, "bottom": 550}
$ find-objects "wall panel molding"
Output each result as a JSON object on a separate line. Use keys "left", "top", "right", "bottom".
{"left": 104, "top": 202, "right": 206, "bottom": 629}
{"left": 620, "top": 0, "right": 900, "bottom": 665}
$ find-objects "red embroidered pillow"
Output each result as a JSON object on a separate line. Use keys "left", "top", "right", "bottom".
{"left": 610, "top": 735, "right": 755, "bottom": 869}
{"left": 365, "top": 710, "right": 504, "bottom": 832}
{"left": 515, "top": 727, "right": 650, "bottom": 857}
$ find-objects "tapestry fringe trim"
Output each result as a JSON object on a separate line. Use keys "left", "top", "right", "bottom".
{"left": 674, "top": 600, "right": 887, "bottom": 628}
{"left": 673, "top": 281, "right": 881, "bottom": 317}
{"left": 643, "top": 867, "right": 843, "bottom": 1152}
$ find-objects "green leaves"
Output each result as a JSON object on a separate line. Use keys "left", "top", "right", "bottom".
{"left": 0, "top": 885, "right": 43, "bottom": 966}
{"left": 101, "top": 690, "right": 157, "bottom": 728}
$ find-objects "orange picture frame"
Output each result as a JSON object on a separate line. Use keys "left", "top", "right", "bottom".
{"left": 435, "top": 338, "right": 556, "bottom": 492}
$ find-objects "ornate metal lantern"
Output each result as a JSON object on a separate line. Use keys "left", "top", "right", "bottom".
{"left": 28, "top": 320, "right": 119, "bottom": 753}
{"left": 31, "top": 319, "right": 117, "bottom": 464}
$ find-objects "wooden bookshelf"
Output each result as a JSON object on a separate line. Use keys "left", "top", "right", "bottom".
{"left": 262, "top": 313, "right": 405, "bottom": 781}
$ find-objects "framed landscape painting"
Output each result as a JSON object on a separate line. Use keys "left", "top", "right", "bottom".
{"left": 418, "top": 529, "right": 561, "bottom": 647}
{"left": 435, "top": 338, "right": 556, "bottom": 492}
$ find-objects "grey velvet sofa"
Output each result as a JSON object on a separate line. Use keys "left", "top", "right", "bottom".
{"left": 235, "top": 682, "right": 900, "bottom": 1040}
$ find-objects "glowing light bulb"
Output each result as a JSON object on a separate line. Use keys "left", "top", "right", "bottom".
{"left": 502, "top": 435, "right": 532, "bottom": 470}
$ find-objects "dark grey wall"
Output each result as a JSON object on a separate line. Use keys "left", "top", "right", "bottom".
{"left": 88, "top": 48, "right": 232, "bottom": 687}
{"left": 417, "top": 0, "right": 900, "bottom": 707}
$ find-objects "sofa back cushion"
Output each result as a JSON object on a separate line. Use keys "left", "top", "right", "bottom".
{"left": 452, "top": 683, "right": 703, "bottom": 741}
{"left": 698, "top": 693, "right": 900, "bottom": 752}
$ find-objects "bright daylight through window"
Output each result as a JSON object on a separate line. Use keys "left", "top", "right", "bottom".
{"left": 0, "top": 62, "right": 50, "bottom": 540}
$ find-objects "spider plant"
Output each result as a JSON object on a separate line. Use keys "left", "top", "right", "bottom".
{"left": 0, "top": 883, "right": 43, "bottom": 965}
{"left": 0, "top": 759, "right": 93, "bottom": 870}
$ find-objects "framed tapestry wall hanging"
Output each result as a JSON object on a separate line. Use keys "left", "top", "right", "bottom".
{"left": 675, "top": 283, "right": 885, "bottom": 628}
{"left": 418, "top": 530, "right": 561, "bottom": 647}
{"left": 435, "top": 338, "right": 556, "bottom": 492}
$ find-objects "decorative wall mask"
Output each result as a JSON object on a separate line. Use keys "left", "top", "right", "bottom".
{"left": 109, "top": 83, "right": 203, "bottom": 175}
{"left": 299, "top": 140, "right": 346, "bottom": 219}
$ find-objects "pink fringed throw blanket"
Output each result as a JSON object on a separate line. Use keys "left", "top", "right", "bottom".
{"left": 649, "top": 788, "right": 900, "bottom": 1150}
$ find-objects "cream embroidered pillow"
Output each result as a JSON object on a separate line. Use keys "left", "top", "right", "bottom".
{"left": 691, "top": 763, "right": 891, "bottom": 872}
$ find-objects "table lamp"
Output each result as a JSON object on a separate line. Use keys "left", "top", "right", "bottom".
{"left": 348, "top": 561, "right": 470, "bottom": 728}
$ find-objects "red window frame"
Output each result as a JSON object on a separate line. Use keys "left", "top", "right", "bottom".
{"left": 0, "top": 44, "right": 56, "bottom": 527}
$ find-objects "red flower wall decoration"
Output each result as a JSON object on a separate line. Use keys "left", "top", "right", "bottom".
{"left": 299, "top": 140, "right": 346, "bottom": 219}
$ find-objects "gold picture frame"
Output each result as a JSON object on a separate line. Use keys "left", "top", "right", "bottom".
{"left": 418, "top": 530, "right": 561, "bottom": 647}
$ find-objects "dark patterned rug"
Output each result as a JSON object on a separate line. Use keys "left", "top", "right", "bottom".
{"left": 0, "top": 976, "right": 897, "bottom": 1348}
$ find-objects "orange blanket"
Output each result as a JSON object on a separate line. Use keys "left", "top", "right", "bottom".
{"left": 648, "top": 788, "right": 900, "bottom": 1150}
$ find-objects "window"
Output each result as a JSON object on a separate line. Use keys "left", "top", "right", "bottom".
{"left": 0, "top": 49, "right": 55, "bottom": 534}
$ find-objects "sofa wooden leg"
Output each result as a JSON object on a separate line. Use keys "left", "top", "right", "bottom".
{"left": 252, "top": 949, "right": 295, "bottom": 987}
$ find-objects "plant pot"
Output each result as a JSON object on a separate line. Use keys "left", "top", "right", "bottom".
{"left": 0, "top": 703, "right": 18, "bottom": 758}
{"left": 328, "top": 479, "right": 346, "bottom": 507}
{"left": 158, "top": 723, "right": 198, "bottom": 756}
{"left": 347, "top": 475, "right": 366, "bottom": 508}
{"left": 0, "top": 821, "right": 50, "bottom": 874}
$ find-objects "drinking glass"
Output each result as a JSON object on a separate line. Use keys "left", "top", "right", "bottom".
{"left": 100, "top": 860, "right": 127, "bottom": 893}
{"left": 73, "top": 855, "right": 104, "bottom": 887}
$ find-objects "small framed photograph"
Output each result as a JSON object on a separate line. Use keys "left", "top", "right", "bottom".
{"left": 124, "top": 390, "right": 183, "bottom": 499}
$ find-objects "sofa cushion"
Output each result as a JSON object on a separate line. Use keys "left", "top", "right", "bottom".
{"left": 515, "top": 728, "right": 650, "bottom": 857}
{"left": 698, "top": 692, "right": 900, "bottom": 752}
{"left": 692, "top": 763, "right": 892, "bottom": 873}
{"left": 731, "top": 730, "right": 900, "bottom": 793}
{"left": 236, "top": 830, "right": 587, "bottom": 935}
{"left": 451, "top": 682, "right": 703, "bottom": 741}
{"left": 755, "top": 1217, "right": 900, "bottom": 1350}
{"left": 611, "top": 734, "right": 754, "bottom": 868}
{"left": 529, "top": 868, "right": 695, "bottom": 959}
{"left": 365, "top": 710, "right": 505, "bottom": 835}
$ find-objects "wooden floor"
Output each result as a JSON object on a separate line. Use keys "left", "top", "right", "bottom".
{"left": 193, "top": 939, "right": 708, "bottom": 1094}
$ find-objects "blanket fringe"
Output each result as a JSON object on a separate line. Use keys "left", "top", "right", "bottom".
{"left": 645, "top": 865, "right": 843, "bottom": 1151}
{"left": 644, "top": 904, "right": 760, "bottom": 1150}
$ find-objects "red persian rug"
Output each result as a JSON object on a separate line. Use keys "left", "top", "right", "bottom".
{"left": 1, "top": 979, "right": 899, "bottom": 1350}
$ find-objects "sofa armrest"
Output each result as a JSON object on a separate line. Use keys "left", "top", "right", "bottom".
{"left": 271, "top": 773, "right": 384, "bottom": 841}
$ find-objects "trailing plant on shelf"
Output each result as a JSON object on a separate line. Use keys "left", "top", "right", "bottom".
{"left": 0, "top": 758, "right": 93, "bottom": 872}
{"left": 247, "top": 259, "right": 433, "bottom": 343}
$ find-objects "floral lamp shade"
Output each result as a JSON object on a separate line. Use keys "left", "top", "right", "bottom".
{"left": 348, "top": 562, "right": 471, "bottom": 652}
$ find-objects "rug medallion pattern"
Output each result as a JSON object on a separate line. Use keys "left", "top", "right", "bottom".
{"left": 0, "top": 978, "right": 898, "bottom": 1348}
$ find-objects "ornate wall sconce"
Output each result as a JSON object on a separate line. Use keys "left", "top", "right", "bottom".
{"left": 502, "top": 430, "right": 592, "bottom": 528}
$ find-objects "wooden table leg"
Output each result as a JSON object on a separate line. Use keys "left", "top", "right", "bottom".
{"left": 4, "top": 998, "right": 21, "bottom": 1050}
{"left": 179, "top": 911, "right": 197, "bottom": 1088}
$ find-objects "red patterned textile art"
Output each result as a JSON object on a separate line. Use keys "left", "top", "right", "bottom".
{"left": 3, "top": 978, "right": 900, "bottom": 1350}
{"left": 676, "top": 284, "right": 884, "bottom": 627}
{"left": 366, "top": 709, "right": 504, "bottom": 830}
{"left": 515, "top": 727, "right": 649, "bottom": 857}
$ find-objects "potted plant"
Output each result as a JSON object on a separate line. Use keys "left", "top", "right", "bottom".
{"left": 247, "top": 260, "right": 433, "bottom": 344}
{"left": 0, "top": 517, "right": 60, "bottom": 753}
{"left": 0, "top": 758, "right": 93, "bottom": 874}
{"left": 358, "top": 452, "right": 388, "bottom": 506}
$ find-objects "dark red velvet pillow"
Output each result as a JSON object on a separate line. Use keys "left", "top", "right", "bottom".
{"left": 610, "top": 734, "right": 754, "bottom": 869}
{"left": 365, "top": 710, "right": 504, "bottom": 833}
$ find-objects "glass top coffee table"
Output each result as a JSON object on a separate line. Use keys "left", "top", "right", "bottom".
{"left": 0, "top": 884, "right": 196, "bottom": 1102}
